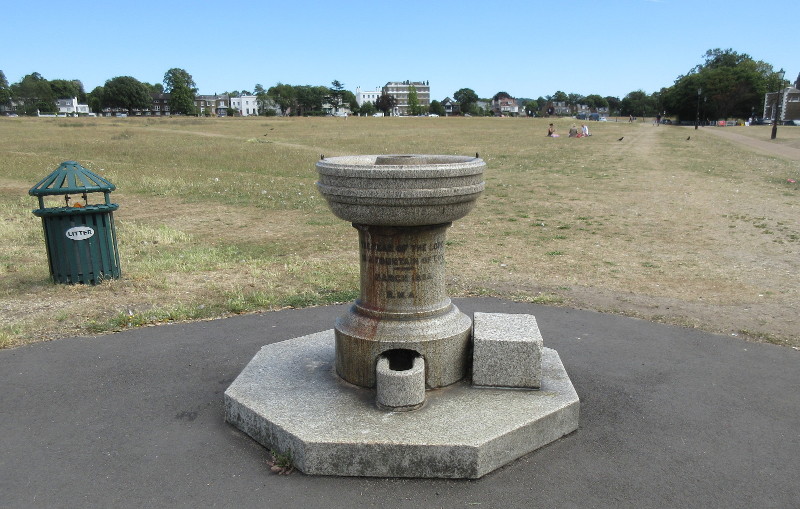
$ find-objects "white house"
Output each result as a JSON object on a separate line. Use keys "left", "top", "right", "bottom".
{"left": 56, "top": 97, "right": 90, "bottom": 115}
{"left": 229, "top": 95, "right": 259, "bottom": 116}
{"left": 355, "top": 87, "right": 381, "bottom": 107}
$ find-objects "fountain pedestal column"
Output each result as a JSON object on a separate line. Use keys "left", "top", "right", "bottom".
{"left": 315, "top": 155, "right": 485, "bottom": 389}
{"left": 335, "top": 222, "right": 471, "bottom": 388}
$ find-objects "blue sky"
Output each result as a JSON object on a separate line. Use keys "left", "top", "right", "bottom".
{"left": 3, "top": 0, "right": 798, "bottom": 101}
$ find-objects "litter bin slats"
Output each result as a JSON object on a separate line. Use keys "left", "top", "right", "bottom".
{"left": 29, "top": 161, "right": 121, "bottom": 285}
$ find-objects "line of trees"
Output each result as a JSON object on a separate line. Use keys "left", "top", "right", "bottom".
{"left": 254, "top": 81, "right": 357, "bottom": 116}
{"left": 0, "top": 49, "right": 787, "bottom": 121}
{"left": 517, "top": 49, "right": 784, "bottom": 121}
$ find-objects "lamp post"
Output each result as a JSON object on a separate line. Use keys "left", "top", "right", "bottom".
{"left": 695, "top": 88, "right": 701, "bottom": 130}
{"left": 771, "top": 68, "right": 786, "bottom": 140}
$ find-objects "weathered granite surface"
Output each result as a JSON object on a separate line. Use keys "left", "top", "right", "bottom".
{"left": 473, "top": 312, "right": 544, "bottom": 389}
{"left": 224, "top": 330, "right": 579, "bottom": 478}
{"left": 315, "top": 154, "right": 484, "bottom": 226}
{"left": 316, "top": 155, "right": 485, "bottom": 389}
{"left": 375, "top": 353, "right": 426, "bottom": 411}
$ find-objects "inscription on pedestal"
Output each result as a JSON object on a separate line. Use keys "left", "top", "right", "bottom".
{"left": 358, "top": 226, "right": 447, "bottom": 308}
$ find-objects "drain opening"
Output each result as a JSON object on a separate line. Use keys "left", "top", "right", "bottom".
{"left": 382, "top": 349, "right": 419, "bottom": 371}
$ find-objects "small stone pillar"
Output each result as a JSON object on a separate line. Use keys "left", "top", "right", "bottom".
{"left": 316, "top": 155, "right": 484, "bottom": 389}
{"left": 376, "top": 351, "right": 426, "bottom": 411}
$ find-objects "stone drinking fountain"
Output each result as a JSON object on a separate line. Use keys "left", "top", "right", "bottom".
{"left": 225, "top": 154, "right": 579, "bottom": 478}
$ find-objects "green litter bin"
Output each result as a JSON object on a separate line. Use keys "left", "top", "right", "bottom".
{"left": 29, "top": 161, "right": 121, "bottom": 285}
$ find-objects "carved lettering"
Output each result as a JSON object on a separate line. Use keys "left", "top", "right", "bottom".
{"left": 386, "top": 290, "right": 415, "bottom": 299}
{"left": 375, "top": 274, "right": 409, "bottom": 282}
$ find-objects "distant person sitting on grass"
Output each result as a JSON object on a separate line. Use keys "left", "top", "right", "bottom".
{"left": 568, "top": 124, "right": 579, "bottom": 137}
{"left": 581, "top": 124, "right": 590, "bottom": 137}
{"left": 547, "top": 123, "right": 559, "bottom": 137}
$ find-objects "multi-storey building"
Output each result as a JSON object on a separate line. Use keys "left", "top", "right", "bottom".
{"left": 491, "top": 93, "right": 519, "bottom": 116}
{"left": 149, "top": 93, "right": 170, "bottom": 116}
{"left": 229, "top": 95, "right": 259, "bottom": 116}
{"left": 441, "top": 97, "right": 459, "bottom": 116}
{"left": 195, "top": 95, "right": 229, "bottom": 116}
{"left": 764, "top": 73, "right": 800, "bottom": 122}
{"left": 381, "top": 81, "right": 430, "bottom": 116}
{"left": 355, "top": 87, "right": 381, "bottom": 107}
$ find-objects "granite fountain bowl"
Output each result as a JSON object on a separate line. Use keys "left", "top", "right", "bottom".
{"left": 316, "top": 154, "right": 485, "bottom": 226}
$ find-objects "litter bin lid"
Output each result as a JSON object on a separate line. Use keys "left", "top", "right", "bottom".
{"left": 29, "top": 161, "right": 116, "bottom": 196}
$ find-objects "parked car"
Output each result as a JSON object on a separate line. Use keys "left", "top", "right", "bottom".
{"left": 428, "top": 113, "right": 439, "bottom": 117}
{"left": 783, "top": 120, "right": 800, "bottom": 126}
{"left": 598, "top": 117, "right": 608, "bottom": 122}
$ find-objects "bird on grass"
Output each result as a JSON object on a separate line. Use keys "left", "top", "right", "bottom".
{"left": 618, "top": 137, "right": 624, "bottom": 141}
{"left": 686, "top": 136, "right": 691, "bottom": 140}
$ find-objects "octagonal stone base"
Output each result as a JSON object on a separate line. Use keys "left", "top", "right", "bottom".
{"left": 224, "top": 330, "right": 579, "bottom": 478}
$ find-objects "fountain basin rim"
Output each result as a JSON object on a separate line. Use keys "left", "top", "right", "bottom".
{"left": 316, "top": 182, "right": 484, "bottom": 199}
{"left": 317, "top": 155, "right": 484, "bottom": 179}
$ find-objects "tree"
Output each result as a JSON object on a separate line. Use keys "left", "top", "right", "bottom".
{"left": 0, "top": 70, "right": 10, "bottom": 107}
{"left": 294, "top": 85, "right": 327, "bottom": 115}
{"left": 163, "top": 68, "right": 197, "bottom": 115}
{"left": 87, "top": 85, "right": 104, "bottom": 114}
{"left": 102, "top": 76, "right": 151, "bottom": 114}
{"left": 375, "top": 93, "right": 397, "bottom": 116}
{"left": 267, "top": 83, "right": 296, "bottom": 115}
{"left": 620, "top": 90, "right": 657, "bottom": 117}
{"left": 49, "top": 79, "right": 80, "bottom": 100}
{"left": 329, "top": 80, "right": 345, "bottom": 113}
{"left": 407, "top": 85, "right": 423, "bottom": 115}
{"left": 340, "top": 90, "right": 358, "bottom": 113}
{"left": 567, "top": 93, "right": 584, "bottom": 111}
{"left": 605, "top": 96, "right": 621, "bottom": 115}
{"left": 663, "top": 48, "right": 778, "bottom": 121}
{"left": 453, "top": 88, "right": 478, "bottom": 115}
{"left": 146, "top": 82, "right": 164, "bottom": 94}
{"left": 583, "top": 94, "right": 608, "bottom": 111}
{"left": 254, "top": 83, "right": 271, "bottom": 115}
{"left": 359, "top": 100, "right": 376, "bottom": 116}
{"left": 428, "top": 100, "right": 445, "bottom": 116}
{"left": 10, "top": 72, "right": 55, "bottom": 115}
{"left": 522, "top": 100, "right": 539, "bottom": 117}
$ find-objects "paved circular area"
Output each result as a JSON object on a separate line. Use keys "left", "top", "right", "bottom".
{"left": 1, "top": 298, "right": 798, "bottom": 508}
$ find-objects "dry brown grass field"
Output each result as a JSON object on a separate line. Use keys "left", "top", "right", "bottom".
{"left": 1, "top": 115, "right": 798, "bottom": 349}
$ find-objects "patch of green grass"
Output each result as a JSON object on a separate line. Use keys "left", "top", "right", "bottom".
{"left": 738, "top": 329, "right": 791, "bottom": 347}
{"left": 87, "top": 304, "right": 213, "bottom": 333}
{"left": 515, "top": 293, "right": 566, "bottom": 305}
{"left": 0, "top": 328, "right": 18, "bottom": 349}
{"left": 279, "top": 288, "right": 358, "bottom": 308}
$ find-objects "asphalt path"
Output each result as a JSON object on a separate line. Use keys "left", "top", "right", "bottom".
{"left": 1, "top": 298, "right": 798, "bottom": 508}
